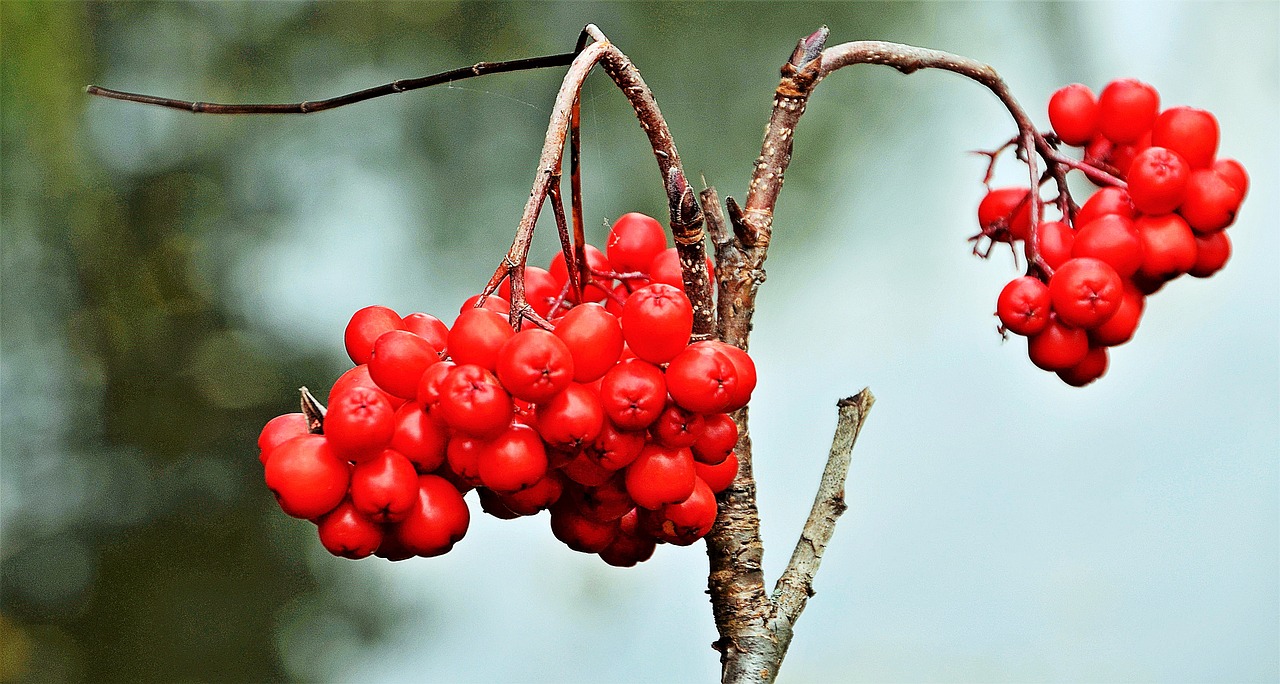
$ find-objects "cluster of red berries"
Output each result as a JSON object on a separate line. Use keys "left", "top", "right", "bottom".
{"left": 256, "top": 212, "right": 754, "bottom": 565}
{"left": 978, "top": 78, "right": 1249, "bottom": 386}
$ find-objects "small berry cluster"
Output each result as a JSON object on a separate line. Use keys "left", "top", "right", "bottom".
{"left": 257, "top": 212, "right": 754, "bottom": 565}
{"left": 979, "top": 78, "right": 1249, "bottom": 386}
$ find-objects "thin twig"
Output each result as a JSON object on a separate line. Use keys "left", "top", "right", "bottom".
{"left": 772, "top": 389, "right": 875, "bottom": 624}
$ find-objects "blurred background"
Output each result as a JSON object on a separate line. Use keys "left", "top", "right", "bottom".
{"left": 2, "top": 2, "right": 1276, "bottom": 682}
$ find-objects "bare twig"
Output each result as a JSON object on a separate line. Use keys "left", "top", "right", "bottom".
{"left": 772, "top": 390, "right": 875, "bottom": 623}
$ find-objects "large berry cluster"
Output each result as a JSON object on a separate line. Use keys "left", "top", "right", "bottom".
{"left": 979, "top": 78, "right": 1249, "bottom": 386}
{"left": 257, "top": 212, "right": 754, "bottom": 565}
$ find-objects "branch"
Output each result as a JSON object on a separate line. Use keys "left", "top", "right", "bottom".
{"left": 772, "top": 389, "right": 875, "bottom": 624}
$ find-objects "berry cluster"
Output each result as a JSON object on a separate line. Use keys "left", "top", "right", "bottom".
{"left": 257, "top": 212, "right": 754, "bottom": 565}
{"left": 979, "top": 78, "right": 1249, "bottom": 386}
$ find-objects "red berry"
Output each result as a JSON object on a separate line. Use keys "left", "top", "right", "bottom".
{"left": 1213, "top": 158, "right": 1249, "bottom": 197}
{"left": 653, "top": 477, "right": 717, "bottom": 546}
{"left": 599, "top": 515, "right": 657, "bottom": 567}
{"left": 652, "top": 403, "right": 705, "bottom": 449}
{"left": 1074, "top": 186, "right": 1135, "bottom": 227}
{"left": 501, "top": 471, "right": 566, "bottom": 516}
{"left": 478, "top": 424, "right": 548, "bottom": 493}
{"left": 1048, "top": 258, "right": 1124, "bottom": 330}
{"left": 316, "top": 501, "right": 383, "bottom": 559}
{"left": 690, "top": 341, "right": 757, "bottom": 411}
{"left": 996, "top": 276, "right": 1051, "bottom": 337}
{"left": 448, "top": 308, "right": 514, "bottom": 371}
{"left": 553, "top": 303, "right": 624, "bottom": 383}
{"left": 393, "top": 474, "right": 470, "bottom": 557}
{"left": 665, "top": 345, "right": 738, "bottom": 414}
{"left": 350, "top": 449, "right": 419, "bottom": 523}
{"left": 399, "top": 312, "right": 449, "bottom": 353}
{"left": 1027, "top": 317, "right": 1090, "bottom": 372}
{"left": 1072, "top": 214, "right": 1144, "bottom": 279}
{"left": 586, "top": 422, "right": 647, "bottom": 471}
{"left": 323, "top": 386, "right": 396, "bottom": 462}
{"left": 549, "top": 245, "right": 612, "bottom": 303}
{"left": 1179, "top": 168, "right": 1244, "bottom": 234}
{"left": 1048, "top": 84, "right": 1099, "bottom": 146}
{"left": 344, "top": 305, "right": 402, "bottom": 365}
{"left": 536, "top": 383, "right": 605, "bottom": 451}
{"left": 647, "top": 247, "right": 715, "bottom": 292}
{"left": 445, "top": 435, "right": 485, "bottom": 487}
{"left": 498, "top": 266, "right": 560, "bottom": 318}
{"left": 264, "top": 434, "right": 350, "bottom": 519}
{"left": 1188, "top": 231, "right": 1231, "bottom": 278}
{"left": 1097, "top": 79, "right": 1160, "bottom": 144}
{"left": 977, "top": 187, "right": 1035, "bottom": 242}
{"left": 1025, "top": 220, "right": 1074, "bottom": 271}
{"left": 496, "top": 328, "right": 575, "bottom": 403}
{"left": 369, "top": 330, "right": 439, "bottom": 400}
{"left": 1126, "top": 147, "right": 1190, "bottom": 215}
{"left": 438, "top": 364, "right": 513, "bottom": 438}
{"left": 1151, "top": 106, "right": 1219, "bottom": 169}
{"left": 621, "top": 283, "right": 694, "bottom": 364}
{"left": 696, "top": 452, "right": 738, "bottom": 494}
{"left": 692, "top": 413, "right": 738, "bottom": 466}
{"left": 625, "top": 444, "right": 696, "bottom": 510}
{"left": 1088, "top": 283, "right": 1145, "bottom": 348}
{"left": 606, "top": 212, "right": 669, "bottom": 274}
{"left": 599, "top": 359, "right": 667, "bottom": 430}
{"left": 389, "top": 402, "right": 448, "bottom": 473}
{"left": 1135, "top": 213, "right": 1197, "bottom": 282}
{"left": 1057, "top": 346, "right": 1109, "bottom": 387}
{"left": 460, "top": 294, "right": 511, "bottom": 315}
{"left": 258, "top": 413, "right": 309, "bottom": 464}
{"left": 550, "top": 500, "right": 619, "bottom": 553}
{"left": 575, "top": 475, "right": 636, "bottom": 523}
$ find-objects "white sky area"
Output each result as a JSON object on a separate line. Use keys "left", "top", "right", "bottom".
{"left": 161, "top": 3, "right": 1278, "bottom": 681}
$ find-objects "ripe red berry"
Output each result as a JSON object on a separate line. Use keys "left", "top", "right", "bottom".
{"left": 1088, "top": 283, "right": 1144, "bottom": 348}
{"left": 653, "top": 477, "right": 717, "bottom": 546}
{"left": 1151, "top": 106, "right": 1219, "bottom": 169}
{"left": 550, "top": 500, "right": 619, "bottom": 553}
{"left": 1179, "top": 168, "right": 1244, "bottom": 234}
{"left": 399, "top": 312, "right": 450, "bottom": 354}
{"left": 696, "top": 452, "right": 738, "bottom": 494}
{"left": 1135, "top": 213, "right": 1197, "bottom": 282}
{"left": 652, "top": 403, "right": 705, "bottom": 449}
{"left": 692, "top": 413, "right": 738, "bottom": 466}
{"left": 1188, "top": 231, "right": 1231, "bottom": 278}
{"left": 561, "top": 450, "right": 615, "bottom": 487}
{"left": 587, "top": 422, "right": 647, "bottom": 471}
{"left": 690, "top": 341, "right": 757, "bottom": 411}
{"left": 621, "top": 283, "right": 694, "bottom": 364}
{"left": 1057, "top": 346, "right": 1109, "bottom": 387}
{"left": 996, "top": 276, "right": 1051, "bottom": 337}
{"left": 598, "top": 516, "right": 657, "bottom": 567}
{"left": 553, "top": 303, "right": 624, "bottom": 382}
{"left": 606, "top": 212, "right": 669, "bottom": 274}
{"left": 317, "top": 501, "right": 383, "bottom": 559}
{"left": 438, "top": 364, "right": 513, "bottom": 438}
{"left": 393, "top": 474, "right": 470, "bottom": 557}
{"left": 1025, "top": 220, "right": 1074, "bottom": 271}
{"left": 625, "top": 444, "right": 697, "bottom": 510}
{"left": 599, "top": 359, "right": 667, "bottom": 430}
{"left": 501, "top": 471, "right": 566, "bottom": 516}
{"left": 665, "top": 345, "right": 739, "bottom": 414}
{"left": 350, "top": 449, "right": 419, "bottom": 523}
{"left": 1213, "top": 158, "right": 1249, "bottom": 197}
{"left": 536, "top": 383, "right": 605, "bottom": 451}
{"left": 1126, "top": 147, "right": 1190, "bottom": 215}
{"left": 496, "top": 328, "right": 575, "bottom": 403}
{"left": 575, "top": 475, "right": 636, "bottom": 523}
{"left": 1072, "top": 214, "right": 1144, "bottom": 279}
{"left": 1097, "top": 79, "right": 1160, "bottom": 144}
{"left": 1074, "top": 186, "right": 1135, "bottom": 227}
{"left": 549, "top": 244, "right": 612, "bottom": 303}
{"left": 498, "top": 266, "right": 560, "bottom": 318}
{"left": 323, "top": 386, "right": 396, "bottom": 462}
{"left": 647, "top": 248, "right": 715, "bottom": 292}
{"left": 369, "top": 330, "right": 439, "bottom": 400}
{"left": 258, "top": 413, "right": 309, "bottom": 464}
{"left": 478, "top": 424, "right": 548, "bottom": 493}
{"left": 1048, "top": 84, "right": 1099, "bottom": 146}
{"left": 389, "top": 402, "right": 448, "bottom": 473}
{"left": 445, "top": 435, "right": 485, "bottom": 487}
{"left": 1027, "top": 317, "right": 1090, "bottom": 372}
{"left": 448, "top": 308, "right": 514, "bottom": 371}
{"left": 264, "top": 434, "right": 350, "bottom": 519}
{"left": 977, "top": 187, "right": 1035, "bottom": 242}
{"left": 1048, "top": 258, "right": 1124, "bottom": 330}
{"left": 460, "top": 294, "right": 511, "bottom": 315}
{"left": 344, "top": 305, "right": 402, "bottom": 365}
